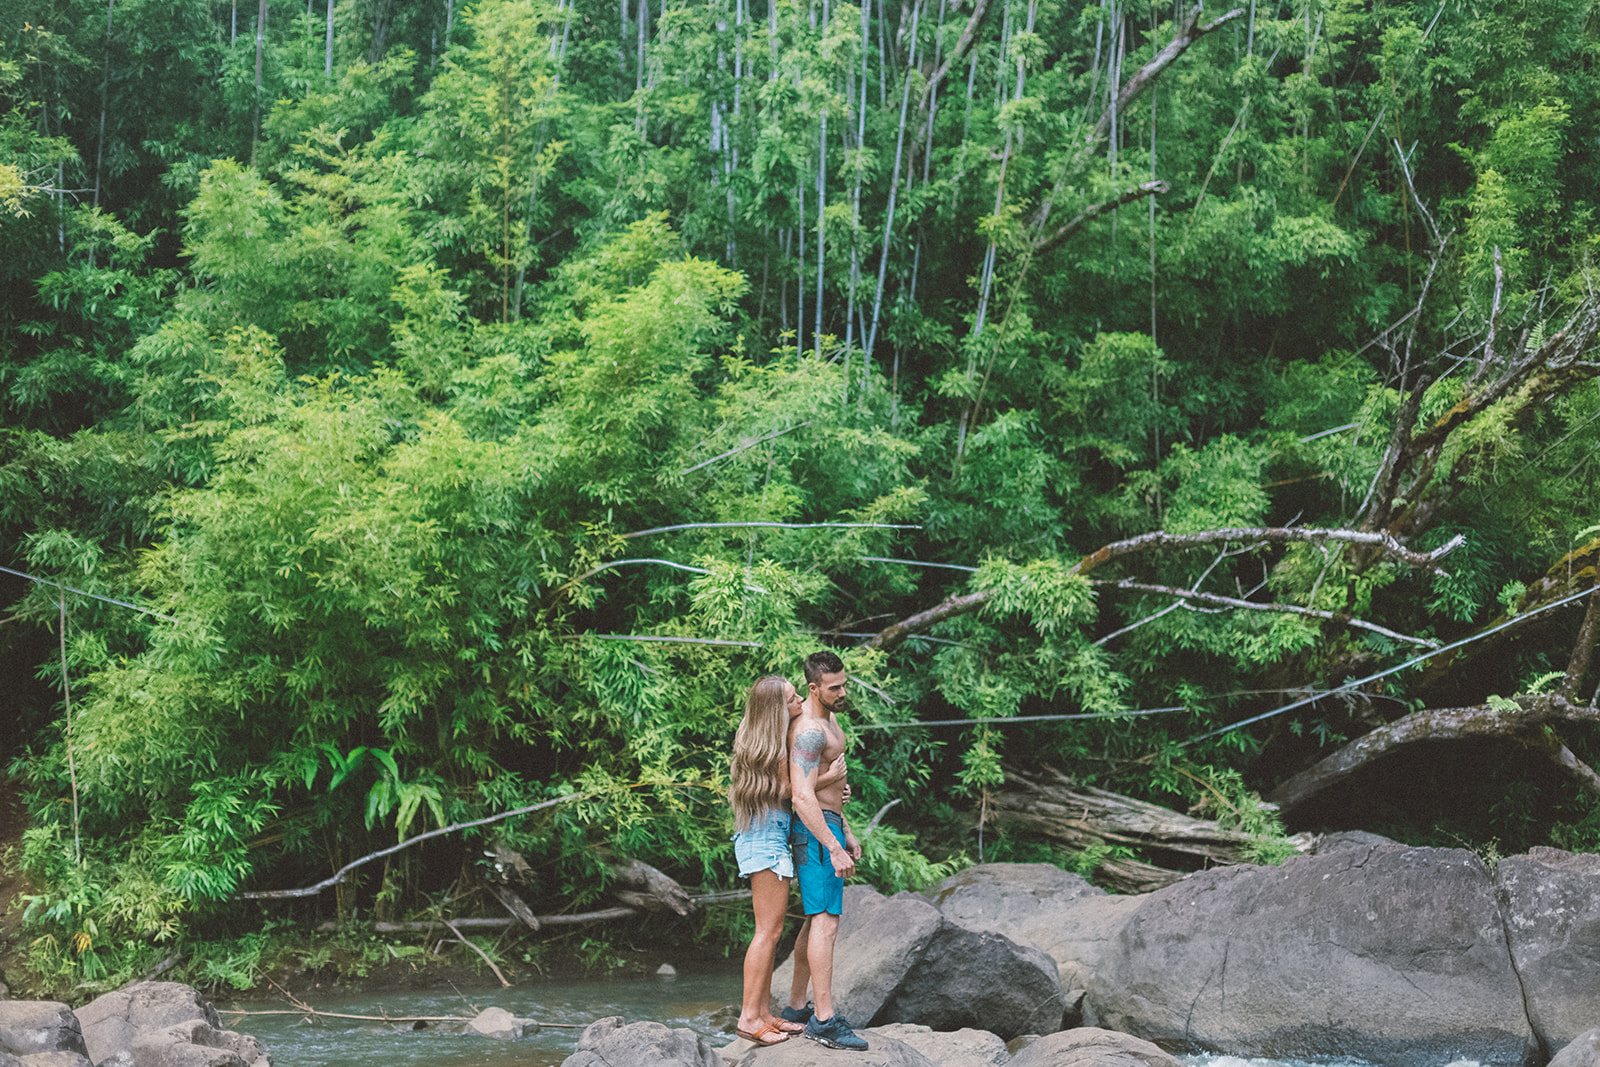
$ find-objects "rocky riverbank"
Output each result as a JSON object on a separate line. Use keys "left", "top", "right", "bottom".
{"left": 571, "top": 838, "right": 1600, "bottom": 1067}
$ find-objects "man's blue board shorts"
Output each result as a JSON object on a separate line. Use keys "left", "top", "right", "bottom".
{"left": 791, "top": 809, "right": 846, "bottom": 916}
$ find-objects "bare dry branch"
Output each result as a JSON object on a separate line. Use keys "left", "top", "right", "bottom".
{"left": 1269, "top": 694, "right": 1600, "bottom": 812}
{"left": 1093, "top": 578, "right": 1440, "bottom": 648}
{"left": 442, "top": 916, "right": 511, "bottom": 987}
{"left": 1035, "top": 180, "right": 1170, "bottom": 256}
{"left": 1089, "top": 6, "right": 1245, "bottom": 147}
{"left": 238, "top": 793, "right": 588, "bottom": 900}
{"left": 862, "top": 527, "right": 1464, "bottom": 653}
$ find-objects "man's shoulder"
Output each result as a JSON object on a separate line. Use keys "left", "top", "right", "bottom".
{"left": 789, "top": 711, "right": 829, "bottom": 742}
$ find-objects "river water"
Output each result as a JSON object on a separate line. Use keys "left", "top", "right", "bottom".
{"left": 221, "top": 966, "right": 744, "bottom": 1066}
{"left": 223, "top": 972, "right": 1488, "bottom": 1067}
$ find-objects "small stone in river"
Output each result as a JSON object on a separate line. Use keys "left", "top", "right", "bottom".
{"left": 466, "top": 1006, "right": 524, "bottom": 1040}
{"left": 655, "top": 963, "right": 677, "bottom": 977}
{"left": 411, "top": 1020, "right": 428, "bottom": 1030}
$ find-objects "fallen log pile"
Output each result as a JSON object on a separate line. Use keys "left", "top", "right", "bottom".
{"left": 990, "top": 765, "right": 1300, "bottom": 893}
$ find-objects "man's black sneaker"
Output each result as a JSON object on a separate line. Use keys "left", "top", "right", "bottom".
{"left": 780, "top": 1002, "right": 814, "bottom": 1026}
{"left": 803, "top": 1013, "right": 868, "bottom": 1051}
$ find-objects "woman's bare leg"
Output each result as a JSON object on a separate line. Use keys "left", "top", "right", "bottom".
{"left": 737, "top": 869, "right": 790, "bottom": 1037}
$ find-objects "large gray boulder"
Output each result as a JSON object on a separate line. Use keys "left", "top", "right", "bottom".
{"left": 18, "top": 1055, "right": 93, "bottom": 1067}
{"left": 77, "top": 984, "right": 266, "bottom": 1067}
{"left": 864, "top": 1024, "right": 1009, "bottom": 1067}
{"left": 562, "top": 1017, "right": 719, "bottom": 1067}
{"left": 1550, "top": 1027, "right": 1600, "bottom": 1067}
{"left": 919, "top": 864, "right": 1137, "bottom": 1007}
{"left": 728, "top": 1030, "right": 935, "bottom": 1066}
{"left": 875, "top": 923, "right": 1063, "bottom": 1039}
{"left": 1087, "top": 844, "right": 1537, "bottom": 1067}
{"left": 772, "top": 887, "right": 943, "bottom": 1025}
{"left": 127, "top": 1020, "right": 268, "bottom": 1067}
{"left": 774, "top": 885, "right": 1063, "bottom": 1039}
{"left": 77, "top": 984, "right": 218, "bottom": 1067}
{"left": 1007, "top": 1028, "right": 1182, "bottom": 1067}
{"left": 920, "top": 863, "right": 1103, "bottom": 949}
{"left": 0, "top": 1004, "right": 88, "bottom": 1060}
{"left": 1497, "top": 847, "right": 1600, "bottom": 1053}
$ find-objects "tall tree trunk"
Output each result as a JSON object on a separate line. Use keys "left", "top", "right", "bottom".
{"left": 865, "top": 0, "right": 920, "bottom": 365}
{"left": 93, "top": 0, "right": 113, "bottom": 212}
{"left": 326, "top": 0, "right": 335, "bottom": 81}
{"left": 251, "top": 0, "right": 267, "bottom": 167}
{"left": 815, "top": 107, "right": 826, "bottom": 360}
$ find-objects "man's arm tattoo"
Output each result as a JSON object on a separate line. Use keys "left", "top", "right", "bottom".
{"left": 791, "top": 726, "right": 825, "bottom": 780}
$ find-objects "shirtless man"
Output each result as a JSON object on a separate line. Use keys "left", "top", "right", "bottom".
{"left": 782, "top": 650, "right": 868, "bottom": 1051}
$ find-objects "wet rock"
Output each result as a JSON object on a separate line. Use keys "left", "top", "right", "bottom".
{"left": 0, "top": 1002, "right": 89, "bottom": 1060}
{"left": 1549, "top": 1027, "right": 1600, "bottom": 1067}
{"left": 1007, "top": 1027, "right": 1183, "bottom": 1067}
{"left": 1087, "top": 845, "right": 1536, "bottom": 1067}
{"left": 1497, "top": 847, "right": 1600, "bottom": 1052}
{"left": 657, "top": 964, "right": 678, "bottom": 977}
{"left": 465, "top": 1007, "right": 526, "bottom": 1040}
{"left": 562, "top": 1016, "right": 719, "bottom": 1067}
{"left": 864, "top": 1023, "right": 1009, "bottom": 1066}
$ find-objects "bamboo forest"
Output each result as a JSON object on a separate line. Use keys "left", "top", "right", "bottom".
{"left": 3, "top": 0, "right": 1600, "bottom": 991}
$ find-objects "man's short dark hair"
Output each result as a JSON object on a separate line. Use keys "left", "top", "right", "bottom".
{"left": 804, "top": 650, "right": 846, "bottom": 686}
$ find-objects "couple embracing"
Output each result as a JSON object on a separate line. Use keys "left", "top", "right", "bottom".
{"left": 727, "top": 651, "right": 869, "bottom": 1051}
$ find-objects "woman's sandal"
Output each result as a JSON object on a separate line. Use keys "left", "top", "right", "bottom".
{"left": 773, "top": 1017, "right": 805, "bottom": 1033}
{"left": 735, "top": 1021, "right": 790, "bottom": 1046}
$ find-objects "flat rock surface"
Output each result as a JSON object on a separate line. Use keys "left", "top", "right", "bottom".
{"left": 864, "top": 1024, "right": 1009, "bottom": 1067}
{"left": 1007, "top": 1028, "right": 1183, "bottom": 1067}
{"left": 0, "top": 1003, "right": 87, "bottom": 1060}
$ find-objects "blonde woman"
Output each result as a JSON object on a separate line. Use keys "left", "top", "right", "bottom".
{"left": 729, "top": 674, "right": 845, "bottom": 1046}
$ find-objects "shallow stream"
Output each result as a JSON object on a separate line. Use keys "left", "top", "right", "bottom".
{"left": 222, "top": 966, "right": 743, "bottom": 1066}
{"left": 223, "top": 973, "right": 1487, "bottom": 1067}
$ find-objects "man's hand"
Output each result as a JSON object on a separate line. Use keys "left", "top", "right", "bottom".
{"left": 830, "top": 844, "right": 856, "bottom": 879}
{"left": 819, "top": 753, "right": 847, "bottom": 788}
{"left": 844, "top": 828, "right": 862, "bottom": 862}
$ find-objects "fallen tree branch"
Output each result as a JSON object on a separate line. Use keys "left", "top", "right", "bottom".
{"left": 862, "top": 527, "right": 1464, "bottom": 652}
{"left": 487, "top": 883, "right": 541, "bottom": 931}
{"left": 1269, "top": 694, "right": 1600, "bottom": 812}
{"left": 217, "top": 1007, "right": 583, "bottom": 1028}
{"left": 1035, "top": 181, "right": 1170, "bottom": 256}
{"left": 309, "top": 888, "right": 752, "bottom": 936}
{"left": 238, "top": 793, "right": 588, "bottom": 900}
{"left": 442, "top": 916, "right": 511, "bottom": 988}
{"left": 1092, "top": 578, "right": 1441, "bottom": 648}
{"left": 604, "top": 856, "right": 693, "bottom": 916}
{"left": 990, "top": 765, "right": 1295, "bottom": 893}
{"left": 1412, "top": 540, "right": 1600, "bottom": 698}
{"left": 1088, "top": 6, "right": 1246, "bottom": 148}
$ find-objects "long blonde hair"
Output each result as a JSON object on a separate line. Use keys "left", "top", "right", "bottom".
{"left": 729, "top": 675, "right": 790, "bottom": 831}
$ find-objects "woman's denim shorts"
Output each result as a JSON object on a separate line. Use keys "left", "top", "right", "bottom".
{"left": 732, "top": 807, "right": 794, "bottom": 880}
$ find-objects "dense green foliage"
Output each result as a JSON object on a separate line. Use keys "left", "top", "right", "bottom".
{"left": 4, "top": 0, "right": 1600, "bottom": 988}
